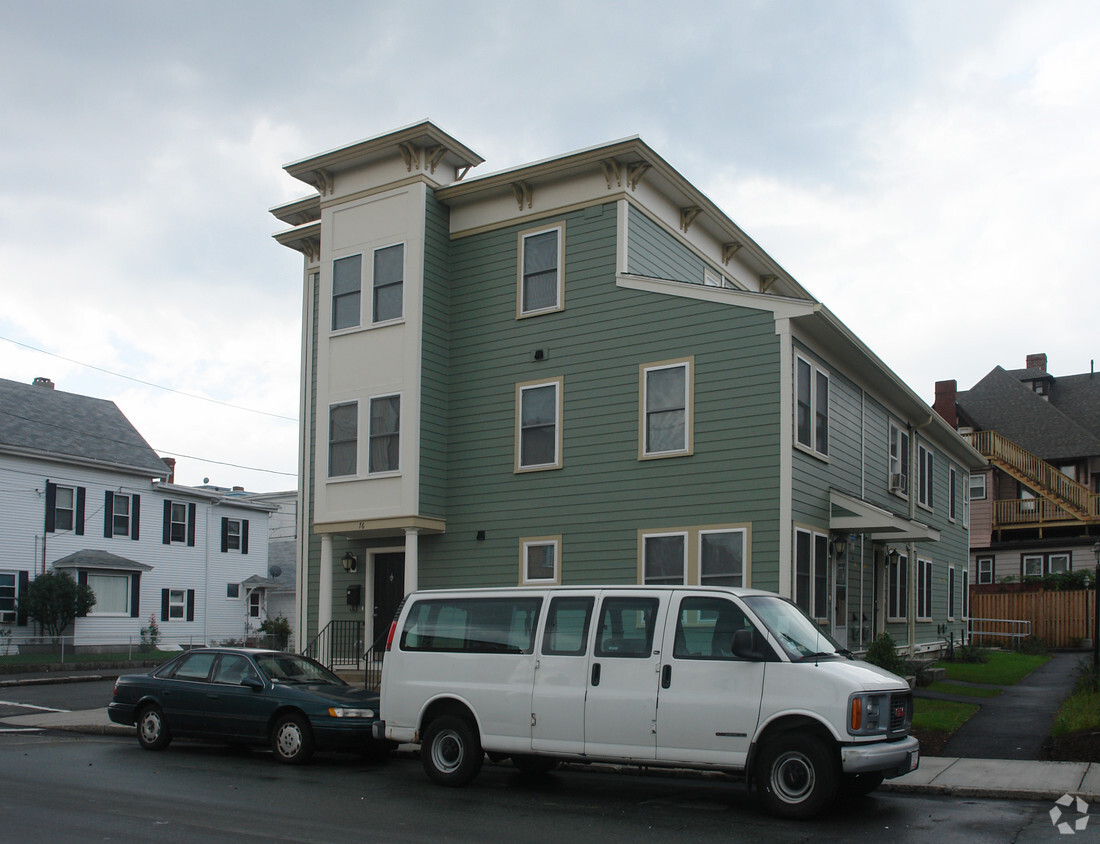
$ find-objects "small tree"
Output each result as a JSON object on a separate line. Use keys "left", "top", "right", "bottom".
{"left": 258, "top": 614, "right": 292, "bottom": 650}
{"left": 17, "top": 570, "right": 96, "bottom": 638}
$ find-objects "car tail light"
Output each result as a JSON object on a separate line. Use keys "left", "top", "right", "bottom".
{"left": 385, "top": 619, "right": 397, "bottom": 652}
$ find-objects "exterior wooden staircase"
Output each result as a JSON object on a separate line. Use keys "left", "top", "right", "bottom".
{"left": 964, "top": 431, "right": 1100, "bottom": 528}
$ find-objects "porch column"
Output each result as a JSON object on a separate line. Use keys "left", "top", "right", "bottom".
{"left": 319, "top": 533, "right": 333, "bottom": 634}
{"left": 404, "top": 528, "right": 420, "bottom": 595}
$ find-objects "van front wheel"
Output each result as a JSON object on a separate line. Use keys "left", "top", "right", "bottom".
{"left": 421, "top": 716, "right": 483, "bottom": 787}
{"left": 756, "top": 733, "right": 838, "bottom": 819}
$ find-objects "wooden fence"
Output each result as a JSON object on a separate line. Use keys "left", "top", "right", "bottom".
{"left": 969, "top": 588, "right": 1092, "bottom": 648}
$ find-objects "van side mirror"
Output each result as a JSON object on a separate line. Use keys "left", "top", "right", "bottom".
{"left": 732, "top": 629, "right": 757, "bottom": 660}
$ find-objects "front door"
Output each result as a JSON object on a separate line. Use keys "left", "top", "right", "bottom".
{"left": 372, "top": 552, "right": 405, "bottom": 646}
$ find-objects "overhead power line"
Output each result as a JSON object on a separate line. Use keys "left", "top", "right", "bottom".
{"left": 1, "top": 335, "right": 298, "bottom": 422}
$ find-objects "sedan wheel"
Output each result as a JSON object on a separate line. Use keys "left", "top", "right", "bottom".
{"left": 271, "top": 713, "right": 315, "bottom": 765}
{"left": 136, "top": 705, "right": 172, "bottom": 751}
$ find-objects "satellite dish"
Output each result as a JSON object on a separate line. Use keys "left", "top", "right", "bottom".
{"left": 269, "top": 565, "right": 282, "bottom": 577}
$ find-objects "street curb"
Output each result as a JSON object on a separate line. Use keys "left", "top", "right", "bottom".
{"left": 882, "top": 781, "right": 1080, "bottom": 802}
{"left": 0, "top": 673, "right": 123, "bottom": 688}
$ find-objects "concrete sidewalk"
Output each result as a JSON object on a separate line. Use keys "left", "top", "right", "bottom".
{"left": 2, "top": 701, "right": 1099, "bottom": 804}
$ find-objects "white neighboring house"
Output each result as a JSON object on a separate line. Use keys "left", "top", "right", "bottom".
{"left": 0, "top": 376, "right": 276, "bottom": 650}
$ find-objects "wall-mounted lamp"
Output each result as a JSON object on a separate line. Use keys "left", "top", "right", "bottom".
{"left": 886, "top": 548, "right": 901, "bottom": 565}
{"left": 830, "top": 534, "right": 848, "bottom": 557}
{"left": 341, "top": 551, "right": 358, "bottom": 573}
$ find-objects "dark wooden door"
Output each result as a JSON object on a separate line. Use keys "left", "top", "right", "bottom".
{"left": 372, "top": 552, "right": 405, "bottom": 645}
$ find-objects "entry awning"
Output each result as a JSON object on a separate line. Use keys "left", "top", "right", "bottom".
{"left": 52, "top": 550, "right": 153, "bottom": 572}
{"left": 828, "top": 489, "right": 940, "bottom": 543}
{"left": 241, "top": 575, "right": 280, "bottom": 590}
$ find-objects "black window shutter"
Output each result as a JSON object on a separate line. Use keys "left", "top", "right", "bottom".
{"left": 221, "top": 518, "right": 229, "bottom": 553}
{"left": 242, "top": 520, "right": 249, "bottom": 555}
{"left": 163, "top": 500, "right": 172, "bottom": 544}
{"left": 17, "top": 571, "right": 29, "bottom": 625}
{"left": 186, "top": 590, "right": 195, "bottom": 622}
{"left": 131, "top": 495, "right": 141, "bottom": 540}
{"left": 104, "top": 491, "right": 114, "bottom": 538}
{"left": 45, "top": 481, "right": 57, "bottom": 533}
{"left": 187, "top": 503, "right": 197, "bottom": 547}
{"left": 75, "top": 487, "right": 85, "bottom": 536}
{"left": 131, "top": 573, "right": 141, "bottom": 618}
{"left": 78, "top": 571, "right": 91, "bottom": 617}
{"left": 161, "top": 589, "right": 170, "bottom": 622}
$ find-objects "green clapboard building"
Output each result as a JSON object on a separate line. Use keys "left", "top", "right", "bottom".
{"left": 271, "top": 121, "right": 985, "bottom": 660}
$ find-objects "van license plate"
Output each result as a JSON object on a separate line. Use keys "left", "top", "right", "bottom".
{"left": 908, "top": 750, "right": 919, "bottom": 772}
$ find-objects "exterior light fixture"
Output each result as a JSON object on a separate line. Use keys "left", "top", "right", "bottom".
{"left": 342, "top": 551, "right": 358, "bottom": 573}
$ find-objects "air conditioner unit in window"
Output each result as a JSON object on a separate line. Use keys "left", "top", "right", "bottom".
{"left": 889, "top": 473, "right": 906, "bottom": 492}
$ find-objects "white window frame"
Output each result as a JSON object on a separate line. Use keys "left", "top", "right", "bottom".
{"left": 328, "top": 401, "right": 358, "bottom": 478}
{"left": 888, "top": 421, "right": 910, "bottom": 496}
{"left": 794, "top": 527, "right": 829, "bottom": 619}
{"left": 704, "top": 267, "right": 723, "bottom": 287}
{"left": 55, "top": 486, "right": 75, "bottom": 532}
{"left": 917, "top": 558, "right": 933, "bottom": 621}
{"left": 963, "top": 476, "right": 970, "bottom": 528}
{"left": 517, "top": 224, "right": 564, "bottom": 318}
{"left": 248, "top": 590, "right": 263, "bottom": 619}
{"left": 888, "top": 552, "right": 908, "bottom": 622}
{"left": 698, "top": 528, "right": 746, "bottom": 588}
{"left": 331, "top": 253, "right": 362, "bottom": 331}
{"left": 1022, "top": 554, "right": 1044, "bottom": 578}
{"left": 0, "top": 571, "right": 16, "bottom": 624}
{"left": 87, "top": 573, "right": 130, "bottom": 617}
{"left": 949, "top": 467, "right": 958, "bottom": 522}
{"left": 168, "top": 588, "right": 186, "bottom": 620}
{"left": 368, "top": 393, "right": 401, "bottom": 475}
{"left": 225, "top": 519, "right": 242, "bottom": 552}
{"left": 111, "top": 494, "right": 132, "bottom": 538}
{"left": 962, "top": 569, "right": 970, "bottom": 620}
{"left": 795, "top": 354, "right": 829, "bottom": 459}
{"left": 948, "top": 565, "right": 956, "bottom": 620}
{"left": 1049, "top": 553, "right": 1071, "bottom": 574}
{"left": 977, "top": 557, "right": 994, "bottom": 584}
{"left": 918, "top": 443, "right": 934, "bottom": 510}
{"left": 640, "top": 358, "right": 693, "bottom": 459}
{"left": 516, "top": 378, "right": 563, "bottom": 472}
{"left": 642, "top": 532, "right": 688, "bottom": 585}
{"left": 226, "top": 583, "right": 240, "bottom": 600}
{"left": 520, "top": 537, "right": 561, "bottom": 585}
{"left": 371, "top": 242, "right": 405, "bottom": 324}
{"left": 970, "top": 472, "right": 986, "bottom": 500}
{"left": 169, "top": 502, "right": 188, "bottom": 544}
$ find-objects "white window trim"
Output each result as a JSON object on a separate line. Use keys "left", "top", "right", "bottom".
{"left": 225, "top": 519, "right": 242, "bottom": 552}
{"left": 1049, "top": 553, "right": 1071, "bottom": 574}
{"left": 917, "top": 558, "right": 933, "bottom": 622}
{"left": 86, "top": 572, "right": 131, "bottom": 617}
{"left": 948, "top": 565, "right": 956, "bottom": 621}
{"left": 517, "top": 223, "right": 565, "bottom": 318}
{"left": 640, "top": 531, "right": 689, "bottom": 585}
{"left": 370, "top": 241, "right": 406, "bottom": 326}
{"left": 793, "top": 527, "right": 829, "bottom": 620}
{"left": 227, "top": 583, "right": 241, "bottom": 600}
{"left": 639, "top": 358, "right": 694, "bottom": 459}
{"left": 1022, "top": 554, "right": 1044, "bottom": 578}
{"left": 698, "top": 528, "right": 746, "bottom": 588}
{"left": 887, "top": 552, "right": 908, "bottom": 623}
{"left": 515, "top": 377, "right": 563, "bottom": 472}
{"left": 795, "top": 354, "right": 829, "bottom": 460}
{"left": 970, "top": 472, "right": 987, "bottom": 500}
{"left": 918, "top": 442, "right": 934, "bottom": 511}
{"left": 977, "top": 557, "right": 994, "bottom": 585}
{"left": 367, "top": 392, "right": 402, "bottom": 476}
{"left": 519, "top": 536, "right": 562, "bottom": 585}
{"left": 0, "top": 571, "right": 17, "bottom": 624}
{"left": 331, "top": 253, "right": 363, "bottom": 332}
{"left": 168, "top": 588, "right": 186, "bottom": 620}
{"left": 55, "top": 485, "right": 76, "bottom": 532}
{"left": 962, "top": 569, "right": 970, "bottom": 620}
{"left": 949, "top": 467, "right": 958, "bottom": 523}
{"left": 888, "top": 421, "right": 910, "bottom": 498}
{"left": 331, "top": 243, "right": 407, "bottom": 335}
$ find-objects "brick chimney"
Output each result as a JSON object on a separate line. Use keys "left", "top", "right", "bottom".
{"left": 933, "top": 380, "right": 958, "bottom": 429}
{"left": 32, "top": 376, "right": 55, "bottom": 389}
{"left": 162, "top": 457, "right": 176, "bottom": 484}
{"left": 1026, "top": 353, "right": 1048, "bottom": 372}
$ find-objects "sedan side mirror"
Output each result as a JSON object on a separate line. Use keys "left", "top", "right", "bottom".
{"left": 241, "top": 676, "right": 264, "bottom": 692}
{"left": 732, "top": 628, "right": 758, "bottom": 660}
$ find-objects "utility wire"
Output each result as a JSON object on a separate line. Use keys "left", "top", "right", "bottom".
{"left": 1, "top": 335, "right": 298, "bottom": 422}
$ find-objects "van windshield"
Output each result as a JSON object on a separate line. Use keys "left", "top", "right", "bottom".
{"left": 742, "top": 595, "right": 846, "bottom": 661}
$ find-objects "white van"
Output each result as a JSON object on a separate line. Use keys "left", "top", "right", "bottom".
{"left": 374, "top": 585, "right": 918, "bottom": 819}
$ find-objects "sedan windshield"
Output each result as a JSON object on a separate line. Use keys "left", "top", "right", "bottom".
{"left": 254, "top": 653, "right": 344, "bottom": 685}
{"left": 742, "top": 595, "right": 845, "bottom": 661}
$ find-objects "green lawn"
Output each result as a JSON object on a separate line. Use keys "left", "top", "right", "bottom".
{"left": 913, "top": 698, "right": 979, "bottom": 733}
{"left": 926, "top": 681, "right": 1003, "bottom": 698}
{"left": 935, "top": 651, "right": 1049, "bottom": 685}
{"left": 1052, "top": 689, "right": 1100, "bottom": 736}
{"left": 0, "top": 649, "right": 176, "bottom": 668}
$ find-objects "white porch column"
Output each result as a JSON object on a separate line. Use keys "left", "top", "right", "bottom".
{"left": 404, "top": 529, "right": 420, "bottom": 595}
{"left": 319, "top": 533, "right": 334, "bottom": 633}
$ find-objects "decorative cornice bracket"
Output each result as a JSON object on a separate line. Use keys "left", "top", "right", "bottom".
{"left": 512, "top": 180, "right": 533, "bottom": 210}
{"left": 398, "top": 142, "right": 422, "bottom": 172}
{"left": 601, "top": 159, "right": 623, "bottom": 189}
{"left": 722, "top": 242, "right": 744, "bottom": 265}
{"left": 310, "top": 169, "right": 335, "bottom": 196}
{"left": 425, "top": 145, "right": 448, "bottom": 174}
{"left": 680, "top": 205, "right": 702, "bottom": 233}
{"left": 627, "top": 162, "right": 651, "bottom": 191}
{"left": 760, "top": 274, "right": 779, "bottom": 293}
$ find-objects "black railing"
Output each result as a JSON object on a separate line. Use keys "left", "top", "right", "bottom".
{"left": 303, "top": 620, "right": 364, "bottom": 671}
{"left": 363, "top": 629, "right": 389, "bottom": 691}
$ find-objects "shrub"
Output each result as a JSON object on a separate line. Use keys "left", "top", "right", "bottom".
{"left": 1016, "top": 635, "right": 1049, "bottom": 655}
{"left": 140, "top": 615, "right": 161, "bottom": 650}
{"left": 864, "top": 632, "right": 907, "bottom": 677}
{"left": 950, "top": 643, "right": 988, "bottom": 664}
{"left": 1073, "top": 657, "right": 1098, "bottom": 695}
{"left": 258, "top": 614, "right": 292, "bottom": 650}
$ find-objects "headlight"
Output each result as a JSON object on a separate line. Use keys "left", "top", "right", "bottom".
{"left": 328, "top": 707, "right": 375, "bottom": 719}
{"left": 848, "top": 693, "right": 889, "bottom": 735}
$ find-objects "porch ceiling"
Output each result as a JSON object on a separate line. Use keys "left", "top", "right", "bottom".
{"left": 828, "top": 489, "right": 940, "bottom": 543}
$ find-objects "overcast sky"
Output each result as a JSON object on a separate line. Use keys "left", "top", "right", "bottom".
{"left": 2, "top": 1, "right": 1097, "bottom": 492}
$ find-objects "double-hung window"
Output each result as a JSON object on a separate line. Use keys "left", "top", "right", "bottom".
{"left": 329, "top": 402, "right": 358, "bottom": 477}
{"left": 520, "top": 537, "right": 561, "bottom": 585}
{"left": 948, "top": 565, "right": 956, "bottom": 620}
{"left": 368, "top": 394, "right": 401, "bottom": 474}
{"left": 977, "top": 557, "right": 994, "bottom": 584}
{"left": 516, "top": 378, "right": 562, "bottom": 471}
{"left": 220, "top": 518, "right": 249, "bottom": 554}
{"left": 949, "top": 467, "right": 958, "bottom": 522}
{"left": 794, "top": 528, "right": 829, "bottom": 618}
{"left": 167, "top": 589, "right": 186, "bottom": 620}
{"left": 917, "top": 559, "right": 933, "bottom": 621}
{"left": 518, "top": 225, "right": 563, "bottom": 316}
{"left": 918, "top": 443, "right": 934, "bottom": 509}
{"left": 46, "top": 482, "right": 85, "bottom": 535}
{"left": 332, "top": 254, "right": 362, "bottom": 330}
{"left": 699, "top": 529, "right": 745, "bottom": 587}
{"left": 104, "top": 492, "right": 139, "bottom": 540}
{"left": 888, "top": 552, "right": 908, "bottom": 621}
{"left": 372, "top": 243, "right": 404, "bottom": 323}
{"left": 889, "top": 421, "right": 909, "bottom": 494}
{"left": 795, "top": 355, "right": 829, "bottom": 458}
{"left": 643, "top": 533, "right": 687, "bottom": 585}
{"left": 0, "top": 572, "right": 15, "bottom": 624}
{"left": 970, "top": 473, "right": 986, "bottom": 500}
{"left": 55, "top": 486, "right": 75, "bottom": 531}
{"left": 641, "top": 359, "right": 692, "bottom": 458}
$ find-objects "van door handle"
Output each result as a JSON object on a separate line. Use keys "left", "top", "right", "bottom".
{"left": 661, "top": 664, "right": 672, "bottom": 689}
{"left": 591, "top": 663, "right": 601, "bottom": 686}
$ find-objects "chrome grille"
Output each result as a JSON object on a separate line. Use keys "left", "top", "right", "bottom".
{"left": 889, "top": 691, "right": 912, "bottom": 734}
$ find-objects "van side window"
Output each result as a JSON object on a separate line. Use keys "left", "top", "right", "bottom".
{"left": 594, "top": 597, "right": 659, "bottom": 658}
{"left": 673, "top": 596, "right": 761, "bottom": 660}
{"left": 399, "top": 597, "right": 542, "bottom": 654}
{"left": 542, "top": 596, "right": 594, "bottom": 656}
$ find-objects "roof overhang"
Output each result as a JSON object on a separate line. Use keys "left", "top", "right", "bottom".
{"left": 829, "top": 489, "right": 940, "bottom": 543}
{"left": 52, "top": 550, "right": 153, "bottom": 572}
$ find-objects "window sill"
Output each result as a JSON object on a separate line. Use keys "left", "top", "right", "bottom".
{"left": 640, "top": 449, "right": 692, "bottom": 461}
{"left": 330, "top": 318, "right": 405, "bottom": 338}
{"left": 794, "top": 443, "right": 829, "bottom": 463}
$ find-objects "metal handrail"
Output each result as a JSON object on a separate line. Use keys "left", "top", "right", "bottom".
{"left": 362, "top": 629, "right": 389, "bottom": 691}
{"left": 968, "top": 617, "right": 1032, "bottom": 645}
{"left": 302, "top": 620, "right": 364, "bottom": 670}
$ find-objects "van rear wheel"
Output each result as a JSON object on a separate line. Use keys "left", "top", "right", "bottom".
{"left": 756, "top": 733, "right": 838, "bottom": 819}
{"left": 421, "top": 715, "right": 483, "bottom": 786}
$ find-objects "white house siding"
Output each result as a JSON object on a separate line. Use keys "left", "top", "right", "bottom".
{"left": 0, "top": 455, "right": 270, "bottom": 648}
